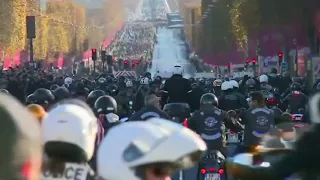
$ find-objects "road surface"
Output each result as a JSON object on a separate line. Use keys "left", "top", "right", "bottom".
{"left": 149, "top": 0, "right": 198, "bottom": 179}
{"left": 150, "top": 28, "right": 196, "bottom": 79}
{"left": 150, "top": 28, "right": 199, "bottom": 180}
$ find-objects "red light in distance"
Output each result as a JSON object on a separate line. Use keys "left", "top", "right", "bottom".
{"left": 252, "top": 59, "right": 256, "bottom": 63}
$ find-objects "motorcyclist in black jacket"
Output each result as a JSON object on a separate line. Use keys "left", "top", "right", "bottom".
{"left": 245, "top": 78, "right": 258, "bottom": 97}
{"left": 186, "top": 93, "right": 243, "bottom": 154}
{"left": 282, "top": 82, "right": 308, "bottom": 113}
{"left": 219, "top": 81, "right": 246, "bottom": 111}
{"left": 161, "top": 65, "right": 192, "bottom": 105}
{"left": 129, "top": 94, "right": 170, "bottom": 121}
{"left": 188, "top": 83, "right": 205, "bottom": 111}
{"left": 230, "top": 80, "right": 248, "bottom": 109}
{"left": 239, "top": 91, "right": 275, "bottom": 152}
{"left": 227, "top": 93, "right": 320, "bottom": 180}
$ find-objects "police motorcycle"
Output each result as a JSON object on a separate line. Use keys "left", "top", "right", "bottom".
{"left": 163, "top": 103, "right": 191, "bottom": 123}
{"left": 226, "top": 122, "right": 314, "bottom": 180}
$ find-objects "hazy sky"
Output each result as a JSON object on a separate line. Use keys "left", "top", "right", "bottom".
{"left": 39, "top": 0, "right": 105, "bottom": 9}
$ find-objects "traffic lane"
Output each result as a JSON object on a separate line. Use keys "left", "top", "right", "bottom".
{"left": 151, "top": 27, "right": 196, "bottom": 76}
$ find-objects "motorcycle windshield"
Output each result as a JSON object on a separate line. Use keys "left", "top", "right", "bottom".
{"left": 257, "top": 122, "right": 310, "bottom": 150}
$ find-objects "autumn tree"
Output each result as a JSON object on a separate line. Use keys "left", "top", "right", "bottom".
{"left": 230, "top": 0, "right": 260, "bottom": 56}
{"left": 207, "top": 0, "right": 234, "bottom": 53}
{"left": 46, "top": 1, "right": 69, "bottom": 56}
{"left": 0, "top": 0, "right": 131, "bottom": 63}
{"left": 6, "top": 0, "right": 28, "bottom": 55}
{"left": 72, "top": 3, "right": 87, "bottom": 54}
{"left": 34, "top": 16, "right": 49, "bottom": 59}
{"left": 0, "top": 0, "right": 13, "bottom": 56}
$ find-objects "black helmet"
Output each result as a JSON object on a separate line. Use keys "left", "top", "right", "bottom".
{"left": 75, "top": 82, "right": 87, "bottom": 96}
{"left": 33, "top": 88, "right": 55, "bottom": 107}
{"left": 87, "top": 90, "right": 106, "bottom": 108}
{"left": 0, "top": 89, "right": 9, "bottom": 94}
{"left": 292, "top": 77, "right": 303, "bottom": 84}
{"left": 144, "top": 72, "right": 151, "bottom": 79}
{"left": 50, "top": 84, "right": 59, "bottom": 91}
{"left": 94, "top": 95, "right": 117, "bottom": 114}
{"left": 108, "top": 85, "right": 118, "bottom": 96}
{"left": 200, "top": 93, "right": 218, "bottom": 107}
{"left": 25, "top": 94, "right": 36, "bottom": 105}
{"left": 189, "top": 77, "right": 195, "bottom": 83}
{"left": 245, "top": 78, "right": 256, "bottom": 88}
{"left": 191, "top": 83, "right": 199, "bottom": 89}
{"left": 290, "top": 82, "right": 301, "bottom": 91}
{"left": 53, "top": 87, "right": 70, "bottom": 102}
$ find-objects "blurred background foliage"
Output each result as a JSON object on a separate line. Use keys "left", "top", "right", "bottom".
{"left": 0, "top": 0, "right": 128, "bottom": 60}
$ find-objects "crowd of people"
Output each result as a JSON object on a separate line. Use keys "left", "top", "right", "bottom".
{"left": 109, "top": 23, "right": 156, "bottom": 61}
{"left": 0, "top": 65, "right": 211, "bottom": 180}
{"left": 2, "top": 58, "right": 320, "bottom": 179}
{"left": 1, "top": 0, "right": 320, "bottom": 177}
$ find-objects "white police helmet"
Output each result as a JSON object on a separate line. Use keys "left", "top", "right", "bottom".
{"left": 97, "top": 118, "right": 207, "bottom": 180}
{"left": 126, "top": 80, "right": 133, "bottom": 87}
{"left": 140, "top": 77, "right": 150, "bottom": 85}
{"left": 259, "top": 74, "right": 268, "bottom": 83}
{"left": 64, "top": 77, "right": 73, "bottom": 85}
{"left": 221, "top": 81, "right": 233, "bottom": 91}
{"left": 42, "top": 104, "right": 98, "bottom": 161}
{"left": 230, "top": 80, "right": 239, "bottom": 88}
{"left": 173, "top": 64, "right": 183, "bottom": 75}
